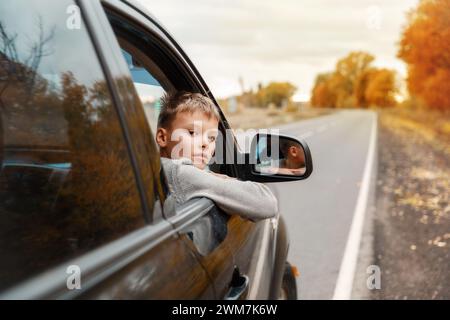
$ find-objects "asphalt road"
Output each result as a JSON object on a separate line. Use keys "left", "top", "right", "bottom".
{"left": 267, "top": 110, "right": 378, "bottom": 300}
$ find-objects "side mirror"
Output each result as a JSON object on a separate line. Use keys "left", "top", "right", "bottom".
{"left": 243, "top": 133, "right": 313, "bottom": 183}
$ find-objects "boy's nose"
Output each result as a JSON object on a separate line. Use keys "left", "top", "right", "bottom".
{"left": 201, "top": 135, "right": 209, "bottom": 148}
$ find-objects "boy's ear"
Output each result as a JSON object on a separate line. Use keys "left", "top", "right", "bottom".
{"left": 156, "top": 127, "right": 168, "bottom": 148}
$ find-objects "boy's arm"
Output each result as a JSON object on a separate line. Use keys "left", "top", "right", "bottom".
{"left": 174, "top": 162, "right": 278, "bottom": 221}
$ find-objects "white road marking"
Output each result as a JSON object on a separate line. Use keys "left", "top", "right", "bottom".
{"left": 332, "top": 112, "right": 378, "bottom": 300}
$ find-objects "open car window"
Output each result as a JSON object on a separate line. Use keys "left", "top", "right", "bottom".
{"left": 106, "top": 10, "right": 231, "bottom": 175}
{"left": 118, "top": 41, "right": 172, "bottom": 137}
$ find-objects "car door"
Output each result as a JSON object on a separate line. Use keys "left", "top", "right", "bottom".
{"left": 0, "top": 0, "right": 213, "bottom": 299}
{"left": 92, "top": 0, "right": 236, "bottom": 299}
{"left": 95, "top": 0, "right": 276, "bottom": 299}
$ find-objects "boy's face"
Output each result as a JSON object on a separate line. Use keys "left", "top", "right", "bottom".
{"left": 286, "top": 146, "right": 305, "bottom": 168}
{"left": 156, "top": 110, "right": 219, "bottom": 170}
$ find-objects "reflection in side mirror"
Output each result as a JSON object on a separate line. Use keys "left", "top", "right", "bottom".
{"left": 249, "top": 133, "right": 313, "bottom": 182}
{"left": 255, "top": 135, "right": 306, "bottom": 176}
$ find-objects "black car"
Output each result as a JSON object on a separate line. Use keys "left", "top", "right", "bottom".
{"left": 0, "top": 0, "right": 312, "bottom": 299}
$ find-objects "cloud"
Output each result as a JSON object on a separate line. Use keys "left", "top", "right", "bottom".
{"left": 137, "top": 0, "right": 418, "bottom": 98}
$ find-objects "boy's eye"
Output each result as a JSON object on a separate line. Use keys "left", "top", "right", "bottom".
{"left": 188, "top": 130, "right": 195, "bottom": 136}
{"left": 208, "top": 136, "right": 216, "bottom": 143}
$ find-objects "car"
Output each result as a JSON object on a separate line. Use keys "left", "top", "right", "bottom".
{"left": 0, "top": 0, "right": 312, "bottom": 299}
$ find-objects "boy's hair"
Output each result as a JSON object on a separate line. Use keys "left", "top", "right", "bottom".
{"left": 280, "top": 139, "right": 302, "bottom": 157}
{"left": 157, "top": 91, "right": 221, "bottom": 129}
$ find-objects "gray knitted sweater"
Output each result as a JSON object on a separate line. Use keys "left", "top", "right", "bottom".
{"left": 160, "top": 157, "right": 278, "bottom": 221}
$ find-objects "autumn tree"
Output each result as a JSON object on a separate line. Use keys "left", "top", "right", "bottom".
{"left": 363, "top": 69, "right": 397, "bottom": 107}
{"left": 335, "top": 51, "right": 375, "bottom": 107}
{"left": 261, "top": 82, "right": 297, "bottom": 107}
{"left": 398, "top": 0, "right": 450, "bottom": 110}
{"left": 311, "top": 73, "right": 335, "bottom": 107}
{"left": 239, "top": 81, "right": 297, "bottom": 108}
{"left": 311, "top": 51, "right": 398, "bottom": 108}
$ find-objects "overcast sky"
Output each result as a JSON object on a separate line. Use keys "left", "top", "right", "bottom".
{"left": 137, "top": 0, "right": 418, "bottom": 100}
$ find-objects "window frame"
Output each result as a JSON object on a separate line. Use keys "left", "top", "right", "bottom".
{"left": 99, "top": 0, "right": 242, "bottom": 191}
{"left": 77, "top": 0, "right": 166, "bottom": 223}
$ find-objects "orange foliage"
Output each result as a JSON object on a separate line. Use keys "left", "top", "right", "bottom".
{"left": 398, "top": 0, "right": 450, "bottom": 110}
{"left": 358, "top": 68, "right": 397, "bottom": 107}
{"left": 311, "top": 51, "right": 398, "bottom": 108}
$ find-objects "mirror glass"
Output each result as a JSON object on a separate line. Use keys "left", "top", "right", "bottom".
{"left": 254, "top": 134, "right": 307, "bottom": 176}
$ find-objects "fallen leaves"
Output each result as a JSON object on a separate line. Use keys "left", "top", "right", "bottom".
{"left": 373, "top": 108, "right": 449, "bottom": 298}
{"left": 427, "top": 234, "right": 449, "bottom": 248}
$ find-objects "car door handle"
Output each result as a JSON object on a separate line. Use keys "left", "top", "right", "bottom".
{"left": 224, "top": 268, "right": 249, "bottom": 300}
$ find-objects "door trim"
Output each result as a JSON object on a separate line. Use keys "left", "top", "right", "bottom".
{"left": 247, "top": 218, "right": 272, "bottom": 299}
{"left": 167, "top": 198, "right": 216, "bottom": 231}
{"left": 0, "top": 221, "right": 176, "bottom": 299}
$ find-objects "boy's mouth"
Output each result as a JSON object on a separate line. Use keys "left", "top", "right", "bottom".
{"left": 193, "top": 154, "right": 208, "bottom": 162}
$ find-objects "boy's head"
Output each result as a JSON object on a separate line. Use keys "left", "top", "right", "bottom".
{"left": 280, "top": 139, "right": 305, "bottom": 169}
{"left": 156, "top": 91, "right": 220, "bottom": 170}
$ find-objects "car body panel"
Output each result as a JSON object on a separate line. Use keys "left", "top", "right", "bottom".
{"left": 0, "top": 0, "right": 292, "bottom": 300}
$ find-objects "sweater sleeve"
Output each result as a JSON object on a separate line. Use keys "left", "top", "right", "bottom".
{"left": 173, "top": 161, "right": 278, "bottom": 221}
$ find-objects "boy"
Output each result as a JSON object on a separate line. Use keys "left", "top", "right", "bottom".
{"left": 155, "top": 91, "right": 278, "bottom": 221}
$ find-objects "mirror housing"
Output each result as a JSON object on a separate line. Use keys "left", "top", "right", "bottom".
{"left": 238, "top": 133, "right": 313, "bottom": 183}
